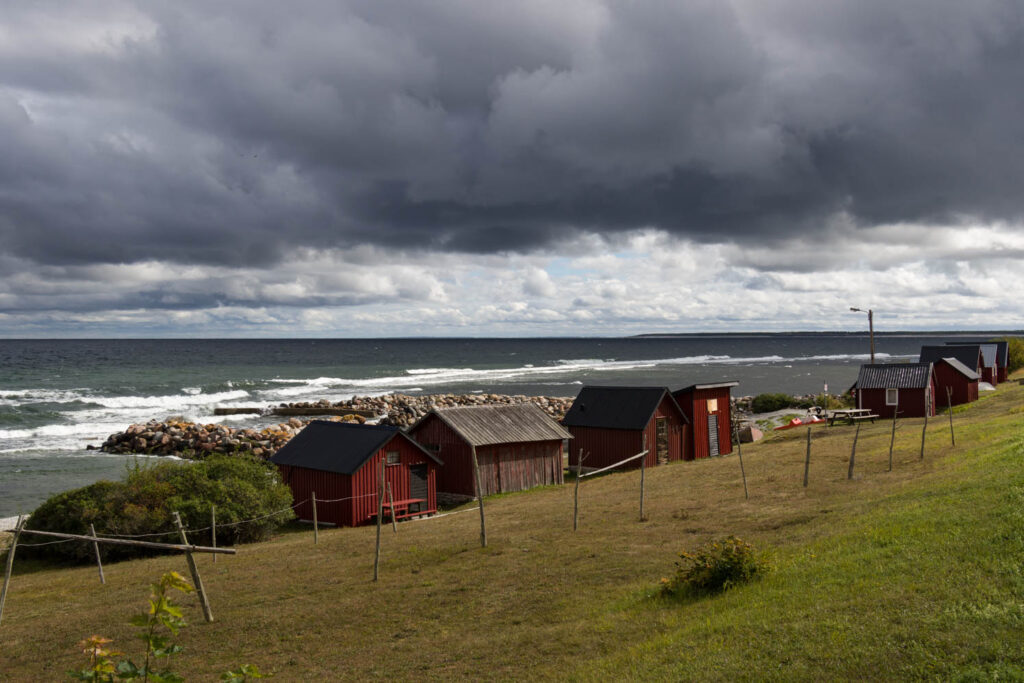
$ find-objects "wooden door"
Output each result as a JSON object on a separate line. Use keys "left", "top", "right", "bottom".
{"left": 707, "top": 415, "right": 720, "bottom": 456}
{"left": 409, "top": 464, "right": 428, "bottom": 512}
{"left": 656, "top": 417, "right": 669, "bottom": 464}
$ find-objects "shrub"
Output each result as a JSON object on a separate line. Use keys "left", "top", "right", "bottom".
{"left": 750, "top": 393, "right": 794, "bottom": 413}
{"left": 661, "top": 536, "right": 768, "bottom": 597}
{"left": 25, "top": 455, "right": 294, "bottom": 563}
{"left": 997, "top": 336, "right": 1024, "bottom": 374}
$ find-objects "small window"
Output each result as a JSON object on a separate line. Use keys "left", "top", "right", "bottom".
{"left": 706, "top": 398, "right": 718, "bottom": 412}
{"left": 885, "top": 388, "right": 898, "bottom": 406}
{"left": 386, "top": 450, "right": 401, "bottom": 466}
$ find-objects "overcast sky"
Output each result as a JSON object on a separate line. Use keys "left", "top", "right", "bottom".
{"left": 2, "top": 1, "right": 1023, "bottom": 337}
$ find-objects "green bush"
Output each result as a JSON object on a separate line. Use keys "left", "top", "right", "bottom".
{"left": 997, "top": 336, "right": 1024, "bottom": 374}
{"left": 25, "top": 455, "right": 294, "bottom": 563}
{"left": 661, "top": 536, "right": 768, "bottom": 597}
{"left": 750, "top": 393, "right": 794, "bottom": 413}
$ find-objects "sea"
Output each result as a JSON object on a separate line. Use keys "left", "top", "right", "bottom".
{"left": 0, "top": 333, "right": 1010, "bottom": 517}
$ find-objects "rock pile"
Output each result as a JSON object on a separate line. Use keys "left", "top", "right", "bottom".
{"left": 98, "top": 393, "right": 575, "bottom": 458}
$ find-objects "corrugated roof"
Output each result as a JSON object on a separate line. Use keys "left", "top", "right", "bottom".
{"left": 855, "top": 363, "right": 934, "bottom": 390}
{"left": 936, "top": 357, "right": 980, "bottom": 380}
{"left": 422, "top": 402, "right": 572, "bottom": 447}
{"left": 270, "top": 421, "right": 441, "bottom": 474}
{"left": 562, "top": 386, "right": 688, "bottom": 430}
{"left": 674, "top": 380, "right": 740, "bottom": 393}
{"left": 947, "top": 340, "right": 1008, "bottom": 367}
{"left": 919, "top": 345, "right": 981, "bottom": 370}
{"left": 942, "top": 339, "right": 999, "bottom": 368}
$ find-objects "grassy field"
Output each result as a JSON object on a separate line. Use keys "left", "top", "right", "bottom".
{"left": 2, "top": 377, "right": 1023, "bottom": 680}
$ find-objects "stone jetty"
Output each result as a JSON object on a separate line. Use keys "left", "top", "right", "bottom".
{"left": 98, "top": 393, "right": 575, "bottom": 459}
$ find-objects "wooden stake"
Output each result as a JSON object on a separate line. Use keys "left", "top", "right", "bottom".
{"left": 803, "top": 428, "right": 811, "bottom": 487}
{"left": 848, "top": 422, "right": 861, "bottom": 480}
{"left": 374, "top": 459, "right": 384, "bottom": 581}
{"left": 888, "top": 405, "right": 899, "bottom": 472}
{"left": 173, "top": 512, "right": 213, "bottom": 623}
{"left": 573, "top": 449, "right": 583, "bottom": 531}
{"left": 946, "top": 386, "right": 955, "bottom": 447}
{"left": 0, "top": 515, "right": 26, "bottom": 627}
{"left": 89, "top": 523, "right": 105, "bottom": 584}
{"left": 639, "top": 435, "right": 647, "bottom": 521}
{"left": 386, "top": 481, "right": 397, "bottom": 533}
{"left": 211, "top": 505, "right": 217, "bottom": 565}
{"left": 471, "top": 445, "right": 487, "bottom": 548}
{"left": 920, "top": 412, "right": 929, "bottom": 460}
{"left": 311, "top": 491, "right": 319, "bottom": 545}
{"left": 735, "top": 423, "right": 748, "bottom": 500}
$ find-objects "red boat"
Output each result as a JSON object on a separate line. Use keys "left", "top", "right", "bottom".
{"left": 774, "top": 416, "right": 825, "bottom": 431}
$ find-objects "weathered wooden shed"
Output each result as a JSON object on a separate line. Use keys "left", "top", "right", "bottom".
{"left": 919, "top": 347, "right": 981, "bottom": 406}
{"left": 947, "top": 340, "right": 1008, "bottom": 382}
{"left": 271, "top": 421, "right": 441, "bottom": 527}
{"left": 672, "top": 381, "right": 739, "bottom": 459}
{"left": 853, "top": 363, "right": 936, "bottom": 419}
{"left": 407, "top": 402, "right": 571, "bottom": 499}
{"left": 562, "top": 386, "right": 689, "bottom": 470}
{"left": 943, "top": 342, "right": 999, "bottom": 385}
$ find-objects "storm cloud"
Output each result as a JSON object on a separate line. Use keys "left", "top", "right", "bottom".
{"left": 1, "top": 1, "right": 1023, "bottom": 334}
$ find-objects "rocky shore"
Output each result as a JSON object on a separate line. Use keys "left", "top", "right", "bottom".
{"left": 99, "top": 393, "right": 575, "bottom": 459}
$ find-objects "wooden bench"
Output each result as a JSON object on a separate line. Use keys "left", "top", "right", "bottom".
{"left": 381, "top": 498, "right": 428, "bottom": 521}
{"left": 849, "top": 414, "right": 879, "bottom": 423}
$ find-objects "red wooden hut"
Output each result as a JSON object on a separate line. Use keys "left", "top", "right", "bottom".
{"left": 672, "top": 381, "right": 739, "bottom": 460}
{"left": 947, "top": 340, "right": 1008, "bottom": 382}
{"left": 407, "top": 403, "right": 571, "bottom": 499}
{"left": 852, "top": 363, "right": 936, "bottom": 419}
{"left": 919, "top": 347, "right": 980, "bottom": 406}
{"left": 271, "top": 421, "right": 441, "bottom": 527}
{"left": 562, "top": 386, "right": 689, "bottom": 470}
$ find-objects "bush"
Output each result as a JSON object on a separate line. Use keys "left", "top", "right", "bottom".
{"left": 750, "top": 393, "right": 794, "bottom": 413}
{"left": 25, "top": 455, "right": 294, "bottom": 563}
{"left": 661, "top": 536, "right": 768, "bottom": 597}
{"left": 997, "top": 336, "right": 1024, "bottom": 374}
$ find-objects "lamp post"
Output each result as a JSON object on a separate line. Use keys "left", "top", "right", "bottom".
{"left": 850, "top": 307, "right": 875, "bottom": 363}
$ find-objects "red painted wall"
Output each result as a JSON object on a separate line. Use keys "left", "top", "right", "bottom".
{"left": 674, "top": 387, "right": 733, "bottom": 459}
{"left": 409, "top": 414, "right": 564, "bottom": 497}
{"left": 933, "top": 361, "right": 978, "bottom": 406}
{"left": 857, "top": 382, "right": 935, "bottom": 418}
{"left": 278, "top": 433, "right": 437, "bottom": 527}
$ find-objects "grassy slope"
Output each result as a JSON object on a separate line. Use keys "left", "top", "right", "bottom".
{"left": 2, "top": 378, "right": 1023, "bottom": 681}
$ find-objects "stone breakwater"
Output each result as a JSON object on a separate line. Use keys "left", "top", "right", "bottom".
{"left": 99, "top": 393, "right": 575, "bottom": 459}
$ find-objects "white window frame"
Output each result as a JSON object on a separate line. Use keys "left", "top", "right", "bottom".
{"left": 885, "top": 388, "right": 898, "bottom": 406}
{"left": 386, "top": 450, "right": 401, "bottom": 466}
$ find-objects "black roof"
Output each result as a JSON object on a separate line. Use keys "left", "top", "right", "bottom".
{"left": 855, "top": 363, "right": 934, "bottom": 390}
{"left": 947, "top": 340, "right": 1008, "bottom": 367}
{"left": 270, "top": 421, "right": 441, "bottom": 475}
{"left": 562, "top": 386, "right": 688, "bottom": 430}
{"left": 944, "top": 342, "right": 998, "bottom": 370}
{"left": 919, "top": 345, "right": 982, "bottom": 370}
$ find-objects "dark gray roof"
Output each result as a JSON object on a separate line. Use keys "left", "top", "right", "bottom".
{"left": 270, "top": 421, "right": 440, "bottom": 474}
{"left": 934, "top": 357, "right": 980, "bottom": 380}
{"left": 919, "top": 345, "right": 982, "bottom": 370}
{"left": 945, "top": 343, "right": 998, "bottom": 370}
{"left": 674, "top": 381, "right": 739, "bottom": 393}
{"left": 855, "top": 363, "right": 934, "bottom": 390}
{"left": 563, "top": 386, "right": 688, "bottom": 430}
{"left": 947, "top": 340, "right": 1008, "bottom": 367}
{"left": 417, "top": 403, "right": 571, "bottom": 447}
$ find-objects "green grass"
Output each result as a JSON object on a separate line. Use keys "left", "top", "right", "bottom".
{"left": 2, "top": 376, "right": 1024, "bottom": 680}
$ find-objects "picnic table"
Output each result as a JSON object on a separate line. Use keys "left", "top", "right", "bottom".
{"left": 828, "top": 408, "right": 879, "bottom": 426}
{"left": 381, "top": 497, "right": 427, "bottom": 521}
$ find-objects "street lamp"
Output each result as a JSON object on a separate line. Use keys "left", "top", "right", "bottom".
{"left": 850, "top": 307, "right": 875, "bottom": 363}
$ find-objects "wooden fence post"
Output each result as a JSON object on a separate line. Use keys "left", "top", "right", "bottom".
{"left": 803, "top": 428, "right": 812, "bottom": 488}
{"left": 89, "top": 523, "right": 105, "bottom": 584}
{"left": 311, "top": 491, "right": 319, "bottom": 545}
{"left": 471, "top": 445, "right": 487, "bottom": 548}
{"left": 573, "top": 449, "right": 584, "bottom": 532}
{"left": 172, "top": 512, "right": 213, "bottom": 623}
{"left": 386, "top": 481, "right": 397, "bottom": 534}
{"left": 920, "top": 412, "right": 929, "bottom": 460}
{"left": 211, "top": 505, "right": 217, "bottom": 565}
{"left": 374, "top": 460, "right": 384, "bottom": 582}
{"left": 946, "top": 387, "right": 955, "bottom": 447}
{"left": 735, "top": 423, "right": 748, "bottom": 500}
{"left": 639, "top": 435, "right": 647, "bottom": 522}
{"left": 848, "top": 422, "right": 861, "bottom": 480}
{"left": 0, "top": 515, "right": 26, "bottom": 627}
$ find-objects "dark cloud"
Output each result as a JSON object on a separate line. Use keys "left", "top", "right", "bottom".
{"left": 1, "top": 0, "right": 1023, "bottom": 271}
